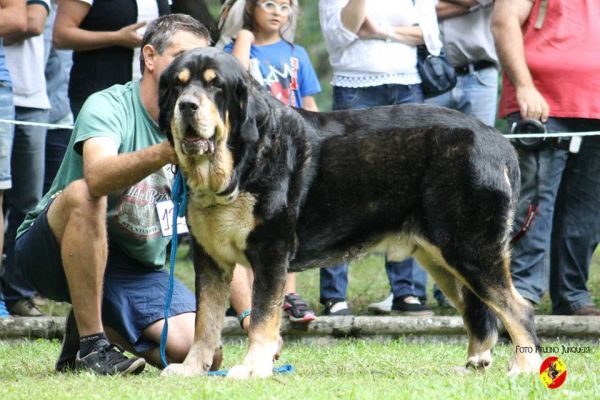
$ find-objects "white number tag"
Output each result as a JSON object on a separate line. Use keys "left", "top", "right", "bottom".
{"left": 155, "top": 200, "right": 189, "bottom": 237}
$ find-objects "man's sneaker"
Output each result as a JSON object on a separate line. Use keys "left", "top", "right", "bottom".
{"left": 10, "top": 299, "right": 43, "bottom": 317}
{"left": 368, "top": 292, "right": 393, "bottom": 315}
{"left": 0, "top": 294, "right": 11, "bottom": 318}
{"left": 323, "top": 298, "right": 353, "bottom": 316}
{"left": 56, "top": 308, "right": 80, "bottom": 373}
{"left": 75, "top": 340, "right": 146, "bottom": 376}
{"left": 391, "top": 296, "right": 434, "bottom": 317}
{"left": 283, "top": 293, "right": 316, "bottom": 322}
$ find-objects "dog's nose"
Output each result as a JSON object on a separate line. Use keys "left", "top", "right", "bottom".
{"left": 178, "top": 96, "right": 200, "bottom": 116}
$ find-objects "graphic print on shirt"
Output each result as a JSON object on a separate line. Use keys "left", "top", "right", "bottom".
{"left": 114, "top": 165, "right": 173, "bottom": 239}
{"left": 262, "top": 56, "right": 299, "bottom": 107}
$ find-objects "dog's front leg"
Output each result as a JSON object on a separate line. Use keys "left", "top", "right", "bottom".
{"left": 228, "top": 243, "right": 288, "bottom": 379}
{"left": 162, "top": 241, "right": 231, "bottom": 377}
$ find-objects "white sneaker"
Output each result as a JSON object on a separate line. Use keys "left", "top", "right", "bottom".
{"left": 368, "top": 292, "right": 393, "bottom": 314}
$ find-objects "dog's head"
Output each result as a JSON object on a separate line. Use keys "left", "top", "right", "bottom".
{"left": 158, "top": 47, "right": 264, "bottom": 198}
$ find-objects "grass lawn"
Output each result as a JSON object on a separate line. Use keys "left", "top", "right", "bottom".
{"left": 1, "top": 245, "right": 599, "bottom": 399}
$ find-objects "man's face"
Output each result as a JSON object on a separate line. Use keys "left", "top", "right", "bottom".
{"left": 152, "top": 31, "right": 209, "bottom": 77}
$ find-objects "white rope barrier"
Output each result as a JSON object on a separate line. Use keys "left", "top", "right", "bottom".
{"left": 504, "top": 131, "right": 600, "bottom": 139}
{"left": 0, "top": 117, "right": 599, "bottom": 139}
{"left": 0, "top": 118, "right": 73, "bottom": 130}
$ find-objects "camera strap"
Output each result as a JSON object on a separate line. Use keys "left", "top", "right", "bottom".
{"left": 511, "top": 151, "right": 540, "bottom": 244}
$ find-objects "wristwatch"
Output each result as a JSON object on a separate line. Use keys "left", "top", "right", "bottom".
{"left": 385, "top": 27, "right": 393, "bottom": 43}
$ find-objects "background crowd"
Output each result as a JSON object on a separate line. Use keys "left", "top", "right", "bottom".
{"left": 0, "top": 0, "right": 598, "bottom": 374}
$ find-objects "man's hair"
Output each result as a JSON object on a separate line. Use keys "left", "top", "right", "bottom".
{"left": 140, "top": 13, "right": 211, "bottom": 73}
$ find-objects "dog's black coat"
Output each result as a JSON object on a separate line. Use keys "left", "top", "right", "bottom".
{"left": 158, "top": 48, "right": 541, "bottom": 377}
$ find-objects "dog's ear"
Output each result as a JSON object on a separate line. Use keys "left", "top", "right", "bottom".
{"left": 234, "top": 76, "right": 260, "bottom": 144}
{"left": 158, "top": 70, "right": 175, "bottom": 145}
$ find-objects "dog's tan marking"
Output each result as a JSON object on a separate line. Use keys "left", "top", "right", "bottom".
{"left": 413, "top": 240, "right": 541, "bottom": 375}
{"left": 203, "top": 68, "right": 216, "bottom": 83}
{"left": 163, "top": 263, "right": 232, "bottom": 377}
{"left": 228, "top": 308, "right": 282, "bottom": 379}
{"left": 172, "top": 93, "right": 234, "bottom": 199}
{"left": 178, "top": 68, "right": 190, "bottom": 84}
{"left": 187, "top": 192, "right": 257, "bottom": 268}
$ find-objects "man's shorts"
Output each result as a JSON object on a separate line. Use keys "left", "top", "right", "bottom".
{"left": 15, "top": 197, "right": 196, "bottom": 352}
{"left": 0, "top": 81, "right": 14, "bottom": 190}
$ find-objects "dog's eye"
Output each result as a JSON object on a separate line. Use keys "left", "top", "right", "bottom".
{"left": 211, "top": 80, "right": 223, "bottom": 90}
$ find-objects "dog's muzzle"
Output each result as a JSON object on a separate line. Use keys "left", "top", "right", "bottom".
{"left": 178, "top": 95, "right": 217, "bottom": 156}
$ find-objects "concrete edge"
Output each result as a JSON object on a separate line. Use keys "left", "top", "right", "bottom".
{"left": 1, "top": 315, "right": 599, "bottom": 343}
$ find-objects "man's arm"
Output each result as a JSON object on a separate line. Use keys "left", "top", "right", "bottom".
{"left": 3, "top": 3, "right": 48, "bottom": 45}
{"left": 0, "top": 0, "right": 27, "bottom": 37}
{"left": 53, "top": 0, "right": 146, "bottom": 50}
{"left": 82, "top": 137, "right": 177, "bottom": 198}
{"left": 492, "top": 0, "right": 549, "bottom": 121}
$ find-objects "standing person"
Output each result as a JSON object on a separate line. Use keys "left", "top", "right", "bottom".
{"left": 492, "top": 0, "right": 600, "bottom": 316}
{"left": 224, "top": 0, "right": 320, "bottom": 323}
{"left": 0, "top": 0, "right": 27, "bottom": 319}
{"left": 53, "top": 0, "right": 170, "bottom": 118}
{"left": 394, "top": 0, "right": 499, "bottom": 311}
{"left": 43, "top": 0, "right": 74, "bottom": 195}
{"left": 14, "top": 14, "right": 251, "bottom": 375}
{"left": 319, "top": 0, "right": 441, "bottom": 317}
{"left": 2, "top": 0, "right": 51, "bottom": 318}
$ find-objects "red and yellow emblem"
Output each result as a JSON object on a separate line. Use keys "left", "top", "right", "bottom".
{"left": 540, "top": 356, "right": 567, "bottom": 389}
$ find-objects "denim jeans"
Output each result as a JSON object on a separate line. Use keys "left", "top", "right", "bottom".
{"left": 425, "top": 66, "right": 498, "bottom": 127}
{"left": 2, "top": 107, "right": 49, "bottom": 306}
{"left": 319, "top": 83, "right": 425, "bottom": 304}
{"left": 411, "top": 66, "right": 499, "bottom": 302}
{"left": 508, "top": 113, "right": 600, "bottom": 314}
{"left": 0, "top": 82, "right": 14, "bottom": 190}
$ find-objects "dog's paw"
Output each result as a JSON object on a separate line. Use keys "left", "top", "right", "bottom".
{"left": 466, "top": 351, "right": 492, "bottom": 372}
{"left": 161, "top": 363, "right": 204, "bottom": 377}
{"left": 227, "top": 363, "right": 274, "bottom": 379}
{"left": 507, "top": 353, "right": 542, "bottom": 376}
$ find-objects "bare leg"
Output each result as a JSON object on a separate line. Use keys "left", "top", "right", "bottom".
{"left": 46, "top": 180, "right": 107, "bottom": 337}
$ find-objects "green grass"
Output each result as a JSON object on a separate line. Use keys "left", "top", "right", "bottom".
{"left": 1, "top": 339, "right": 598, "bottom": 399}
{"left": 12, "top": 245, "right": 600, "bottom": 398}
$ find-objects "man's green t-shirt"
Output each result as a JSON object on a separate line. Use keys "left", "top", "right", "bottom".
{"left": 17, "top": 81, "right": 173, "bottom": 268}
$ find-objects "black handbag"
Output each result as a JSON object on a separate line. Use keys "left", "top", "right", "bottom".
{"left": 416, "top": 45, "right": 457, "bottom": 98}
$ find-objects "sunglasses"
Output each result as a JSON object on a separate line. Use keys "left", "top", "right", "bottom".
{"left": 255, "top": 1, "right": 293, "bottom": 16}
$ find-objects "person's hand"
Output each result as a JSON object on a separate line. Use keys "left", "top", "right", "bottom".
{"left": 515, "top": 85, "right": 550, "bottom": 122}
{"left": 115, "top": 21, "right": 147, "bottom": 49}
{"left": 357, "top": 16, "right": 384, "bottom": 40}
{"left": 160, "top": 140, "right": 179, "bottom": 165}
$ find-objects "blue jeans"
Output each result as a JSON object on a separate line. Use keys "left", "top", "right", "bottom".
{"left": 320, "top": 83, "right": 424, "bottom": 304}
{"left": 2, "top": 107, "right": 49, "bottom": 306}
{"left": 0, "top": 82, "right": 14, "bottom": 190}
{"left": 412, "top": 65, "right": 499, "bottom": 302}
{"left": 508, "top": 113, "right": 600, "bottom": 314}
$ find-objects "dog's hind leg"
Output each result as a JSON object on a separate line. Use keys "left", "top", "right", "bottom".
{"left": 428, "top": 244, "right": 542, "bottom": 375}
{"left": 413, "top": 247, "right": 498, "bottom": 372}
{"left": 162, "top": 240, "right": 233, "bottom": 377}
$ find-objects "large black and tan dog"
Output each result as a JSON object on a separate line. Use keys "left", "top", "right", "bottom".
{"left": 158, "top": 47, "right": 542, "bottom": 378}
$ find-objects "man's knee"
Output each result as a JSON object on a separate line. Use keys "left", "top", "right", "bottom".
{"left": 63, "top": 180, "right": 107, "bottom": 211}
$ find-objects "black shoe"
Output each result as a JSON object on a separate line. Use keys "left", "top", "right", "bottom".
{"left": 391, "top": 296, "right": 434, "bottom": 317}
{"left": 75, "top": 340, "right": 146, "bottom": 376}
{"left": 323, "top": 298, "right": 353, "bottom": 316}
{"left": 56, "top": 308, "right": 80, "bottom": 373}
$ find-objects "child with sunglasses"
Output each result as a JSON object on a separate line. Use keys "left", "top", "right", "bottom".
{"left": 225, "top": 0, "right": 321, "bottom": 322}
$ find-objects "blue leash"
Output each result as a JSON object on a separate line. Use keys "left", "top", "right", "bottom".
{"left": 160, "top": 168, "right": 188, "bottom": 368}
{"left": 160, "top": 168, "right": 295, "bottom": 376}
